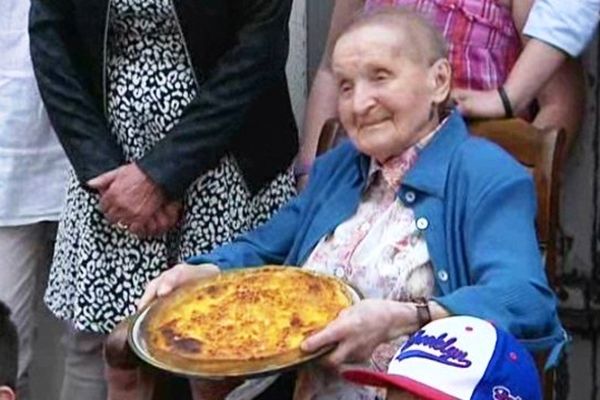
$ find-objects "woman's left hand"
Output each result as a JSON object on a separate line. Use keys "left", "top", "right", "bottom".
{"left": 88, "top": 162, "right": 167, "bottom": 230}
{"left": 301, "top": 299, "right": 418, "bottom": 369}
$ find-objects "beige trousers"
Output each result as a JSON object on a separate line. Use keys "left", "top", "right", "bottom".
{"left": 60, "top": 329, "right": 107, "bottom": 400}
{"left": 0, "top": 223, "right": 58, "bottom": 399}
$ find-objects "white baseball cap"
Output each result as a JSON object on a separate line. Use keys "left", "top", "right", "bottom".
{"left": 343, "top": 316, "right": 541, "bottom": 400}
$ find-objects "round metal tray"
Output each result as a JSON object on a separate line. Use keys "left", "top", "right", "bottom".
{"left": 128, "top": 267, "right": 362, "bottom": 380}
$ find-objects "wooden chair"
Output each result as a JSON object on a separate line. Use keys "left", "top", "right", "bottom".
{"left": 104, "top": 117, "right": 566, "bottom": 400}
{"left": 316, "top": 118, "right": 342, "bottom": 157}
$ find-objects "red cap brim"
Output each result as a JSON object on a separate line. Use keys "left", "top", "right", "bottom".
{"left": 342, "top": 369, "right": 459, "bottom": 400}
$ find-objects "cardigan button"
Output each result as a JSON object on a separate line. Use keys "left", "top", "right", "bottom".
{"left": 405, "top": 191, "right": 416, "bottom": 203}
{"left": 416, "top": 217, "right": 429, "bottom": 230}
{"left": 438, "top": 270, "right": 449, "bottom": 282}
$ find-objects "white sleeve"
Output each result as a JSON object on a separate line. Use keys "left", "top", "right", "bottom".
{"left": 523, "top": 0, "right": 600, "bottom": 56}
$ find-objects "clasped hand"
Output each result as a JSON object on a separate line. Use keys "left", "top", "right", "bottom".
{"left": 87, "top": 163, "right": 182, "bottom": 237}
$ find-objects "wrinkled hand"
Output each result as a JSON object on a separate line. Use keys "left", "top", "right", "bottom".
{"left": 87, "top": 168, "right": 118, "bottom": 196}
{"left": 301, "top": 299, "right": 414, "bottom": 369}
{"left": 452, "top": 88, "right": 505, "bottom": 120}
{"left": 138, "top": 263, "right": 220, "bottom": 309}
{"left": 88, "top": 163, "right": 168, "bottom": 233}
{"left": 129, "top": 200, "right": 183, "bottom": 237}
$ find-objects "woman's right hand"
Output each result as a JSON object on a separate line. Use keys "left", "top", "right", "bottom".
{"left": 451, "top": 88, "right": 506, "bottom": 120}
{"left": 137, "top": 263, "right": 220, "bottom": 309}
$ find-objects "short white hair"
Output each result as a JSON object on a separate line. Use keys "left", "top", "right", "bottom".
{"left": 333, "top": 7, "right": 449, "bottom": 66}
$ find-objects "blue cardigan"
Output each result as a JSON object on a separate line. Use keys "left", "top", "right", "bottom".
{"left": 189, "top": 112, "right": 566, "bottom": 365}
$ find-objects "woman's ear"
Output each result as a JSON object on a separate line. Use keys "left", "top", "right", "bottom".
{"left": 428, "top": 58, "right": 452, "bottom": 105}
{"left": 0, "top": 386, "right": 15, "bottom": 400}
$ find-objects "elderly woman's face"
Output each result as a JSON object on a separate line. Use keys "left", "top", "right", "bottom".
{"left": 332, "top": 24, "right": 446, "bottom": 162}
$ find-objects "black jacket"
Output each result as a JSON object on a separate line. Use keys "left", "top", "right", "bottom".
{"left": 29, "top": 0, "right": 298, "bottom": 199}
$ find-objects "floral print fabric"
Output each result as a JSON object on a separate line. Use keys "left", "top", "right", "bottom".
{"left": 295, "top": 132, "right": 440, "bottom": 400}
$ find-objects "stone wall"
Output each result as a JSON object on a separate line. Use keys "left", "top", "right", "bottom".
{"left": 286, "top": 0, "right": 307, "bottom": 130}
{"left": 559, "top": 32, "right": 600, "bottom": 400}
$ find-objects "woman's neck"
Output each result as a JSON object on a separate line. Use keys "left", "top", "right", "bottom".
{"left": 375, "top": 116, "right": 444, "bottom": 165}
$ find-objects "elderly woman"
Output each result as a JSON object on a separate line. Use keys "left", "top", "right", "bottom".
{"left": 140, "top": 9, "right": 564, "bottom": 400}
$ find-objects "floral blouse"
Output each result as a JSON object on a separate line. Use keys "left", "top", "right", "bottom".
{"left": 294, "top": 128, "right": 444, "bottom": 400}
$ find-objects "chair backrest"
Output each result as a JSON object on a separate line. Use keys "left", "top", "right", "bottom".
{"left": 316, "top": 118, "right": 342, "bottom": 157}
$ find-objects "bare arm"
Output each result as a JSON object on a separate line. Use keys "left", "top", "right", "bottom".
{"left": 501, "top": 39, "right": 569, "bottom": 115}
{"left": 453, "top": 39, "right": 572, "bottom": 117}
{"left": 297, "top": 0, "right": 362, "bottom": 174}
{"left": 531, "top": 55, "right": 584, "bottom": 149}
{"left": 511, "top": 0, "right": 585, "bottom": 146}
{"left": 454, "top": 0, "right": 585, "bottom": 148}
{"left": 504, "top": 0, "right": 565, "bottom": 115}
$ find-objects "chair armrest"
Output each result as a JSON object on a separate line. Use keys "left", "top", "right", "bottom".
{"left": 534, "top": 351, "right": 555, "bottom": 400}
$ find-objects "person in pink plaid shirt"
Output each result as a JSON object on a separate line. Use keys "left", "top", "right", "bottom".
{"left": 297, "top": 0, "right": 584, "bottom": 188}
{"left": 365, "top": 0, "right": 521, "bottom": 91}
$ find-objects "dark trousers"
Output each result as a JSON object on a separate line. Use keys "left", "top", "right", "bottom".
{"left": 169, "top": 371, "right": 296, "bottom": 399}
{"left": 254, "top": 372, "right": 295, "bottom": 400}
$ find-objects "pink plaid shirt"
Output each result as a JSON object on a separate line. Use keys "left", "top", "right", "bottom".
{"left": 365, "top": 0, "right": 521, "bottom": 90}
